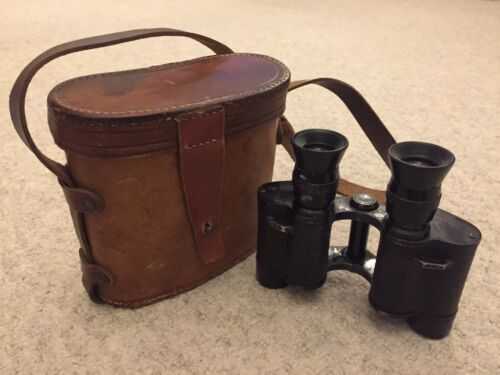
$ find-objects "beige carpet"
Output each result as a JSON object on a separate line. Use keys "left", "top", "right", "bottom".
{"left": 2, "top": 1, "right": 500, "bottom": 374}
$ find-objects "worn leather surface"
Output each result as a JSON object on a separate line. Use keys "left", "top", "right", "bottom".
{"left": 9, "top": 28, "right": 290, "bottom": 306}
{"left": 48, "top": 54, "right": 288, "bottom": 118}
{"left": 67, "top": 119, "right": 278, "bottom": 306}
{"left": 48, "top": 45, "right": 288, "bottom": 306}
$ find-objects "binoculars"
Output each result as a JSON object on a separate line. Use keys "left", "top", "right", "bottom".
{"left": 256, "top": 129, "right": 481, "bottom": 339}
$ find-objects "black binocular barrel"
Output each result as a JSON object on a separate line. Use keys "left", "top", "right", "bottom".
{"left": 286, "top": 130, "right": 348, "bottom": 288}
{"left": 370, "top": 210, "right": 480, "bottom": 339}
{"left": 256, "top": 183, "right": 293, "bottom": 289}
{"left": 369, "top": 141, "right": 479, "bottom": 339}
{"left": 286, "top": 205, "right": 332, "bottom": 288}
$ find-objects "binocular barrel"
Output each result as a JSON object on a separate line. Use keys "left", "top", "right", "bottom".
{"left": 369, "top": 208, "right": 480, "bottom": 338}
{"left": 257, "top": 129, "right": 348, "bottom": 289}
{"left": 257, "top": 182, "right": 293, "bottom": 289}
{"left": 288, "top": 130, "right": 348, "bottom": 288}
{"left": 369, "top": 141, "right": 480, "bottom": 339}
{"left": 256, "top": 129, "right": 480, "bottom": 339}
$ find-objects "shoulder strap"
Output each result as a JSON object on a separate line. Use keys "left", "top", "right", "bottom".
{"left": 9, "top": 28, "right": 233, "bottom": 187}
{"left": 279, "top": 78, "right": 397, "bottom": 203}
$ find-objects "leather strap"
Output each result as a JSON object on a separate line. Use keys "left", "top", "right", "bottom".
{"left": 278, "top": 78, "right": 397, "bottom": 203}
{"left": 9, "top": 28, "right": 233, "bottom": 188}
{"left": 177, "top": 107, "right": 226, "bottom": 264}
{"left": 288, "top": 79, "right": 396, "bottom": 167}
{"left": 277, "top": 116, "right": 296, "bottom": 160}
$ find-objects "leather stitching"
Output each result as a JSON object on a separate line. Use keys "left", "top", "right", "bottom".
{"left": 177, "top": 107, "right": 224, "bottom": 121}
{"left": 50, "top": 53, "right": 290, "bottom": 116}
{"left": 184, "top": 139, "right": 217, "bottom": 150}
{"left": 177, "top": 107, "right": 226, "bottom": 264}
{"left": 50, "top": 88, "right": 286, "bottom": 129}
{"left": 178, "top": 108, "right": 222, "bottom": 149}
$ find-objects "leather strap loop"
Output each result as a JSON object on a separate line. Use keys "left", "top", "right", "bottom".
{"left": 9, "top": 28, "right": 233, "bottom": 187}
{"left": 60, "top": 182, "right": 105, "bottom": 213}
{"left": 79, "top": 248, "right": 113, "bottom": 304}
{"left": 277, "top": 116, "right": 296, "bottom": 160}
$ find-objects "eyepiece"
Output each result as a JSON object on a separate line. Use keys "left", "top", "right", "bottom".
{"left": 292, "top": 129, "right": 348, "bottom": 184}
{"left": 388, "top": 142, "right": 455, "bottom": 200}
{"left": 386, "top": 141, "right": 455, "bottom": 236}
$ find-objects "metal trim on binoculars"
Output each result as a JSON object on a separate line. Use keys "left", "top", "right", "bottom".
{"left": 256, "top": 129, "right": 481, "bottom": 340}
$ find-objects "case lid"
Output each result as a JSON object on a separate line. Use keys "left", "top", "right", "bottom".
{"left": 49, "top": 54, "right": 289, "bottom": 118}
{"left": 48, "top": 54, "right": 290, "bottom": 156}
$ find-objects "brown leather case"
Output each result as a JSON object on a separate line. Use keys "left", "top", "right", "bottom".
{"left": 10, "top": 28, "right": 395, "bottom": 308}
{"left": 10, "top": 29, "right": 291, "bottom": 307}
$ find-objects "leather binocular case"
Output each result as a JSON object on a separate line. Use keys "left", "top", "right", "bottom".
{"left": 10, "top": 28, "right": 393, "bottom": 307}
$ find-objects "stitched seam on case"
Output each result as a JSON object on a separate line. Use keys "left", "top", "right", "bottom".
{"left": 177, "top": 107, "right": 223, "bottom": 121}
{"left": 58, "top": 113, "right": 281, "bottom": 157}
{"left": 51, "top": 88, "right": 282, "bottom": 129}
{"left": 184, "top": 139, "right": 217, "bottom": 150}
{"left": 51, "top": 53, "right": 290, "bottom": 115}
{"left": 51, "top": 111, "right": 175, "bottom": 128}
{"left": 178, "top": 107, "right": 223, "bottom": 149}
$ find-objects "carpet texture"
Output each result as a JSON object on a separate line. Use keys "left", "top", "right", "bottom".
{"left": 2, "top": 1, "right": 499, "bottom": 374}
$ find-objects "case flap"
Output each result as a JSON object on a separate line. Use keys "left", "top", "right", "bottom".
{"left": 177, "top": 106, "right": 226, "bottom": 264}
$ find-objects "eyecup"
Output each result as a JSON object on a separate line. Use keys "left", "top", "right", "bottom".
{"left": 388, "top": 142, "right": 455, "bottom": 196}
{"left": 292, "top": 129, "right": 348, "bottom": 184}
